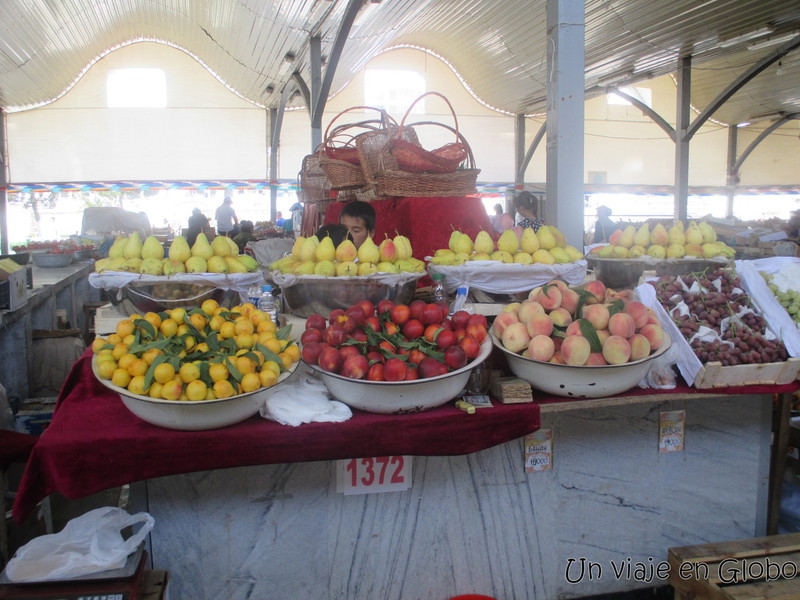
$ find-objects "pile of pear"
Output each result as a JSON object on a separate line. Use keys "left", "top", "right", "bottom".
{"left": 430, "top": 226, "right": 584, "bottom": 266}
{"left": 94, "top": 231, "right": 260, "bottom": 275}
{"left": 592, "top": 221, "right": 735, "bottom": 260}
{"left": 269, "top": 233, "right": 426, "bottom": 276}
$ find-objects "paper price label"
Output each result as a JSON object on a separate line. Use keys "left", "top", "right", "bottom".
{"left": 524, "top": 429, "right": 553, "bottom": 472}
{"left": 336, "top": 456, "right": 412, "bottom": 495}
{"left": 659, "top": 410, "right": 685, "bottom": 453}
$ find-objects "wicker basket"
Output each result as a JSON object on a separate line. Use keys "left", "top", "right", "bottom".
{"left": 298, "top": 153, "right": 332, "bottom": 204}
{"left": 319, "top": 106, "right": 396, "bottom": 190}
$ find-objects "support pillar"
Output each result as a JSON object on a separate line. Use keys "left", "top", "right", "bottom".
{"left": 725, "top": 124, "right": 738, "bottom": 219}
{"left": 673, "top": 56, "right": 692, "bottom": 222}
{"left": 545, "top": 0, "right": 585, "bottom": 248}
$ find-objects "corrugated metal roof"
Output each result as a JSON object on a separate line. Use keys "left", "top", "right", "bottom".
{"left": 0, "top": 0, "right": 798, "bottom": 125}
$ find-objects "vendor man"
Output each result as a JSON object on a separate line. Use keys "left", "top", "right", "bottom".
{"left": 215, "top": 196, "right": 239, "bottom": 237}
{"left": 339, "top": 200, "right": 375, "bottom": 250}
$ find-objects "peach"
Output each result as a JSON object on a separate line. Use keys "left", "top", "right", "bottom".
{"left": 527, "top": 286, "right": 542, "bottom": 301}
{"left": 518, "top": 299, "right": 545, "bottom": 323}
{"left": 527, "top": 335, "right": 555, "bottom": 362}
{"left": 565, "top": 319, "right": 587, "bottom": 337}
{"left": 586, "top": 352, "right": 608, "bottom": 366}
{"left": 602, "top": 335, "right": 632, "bottom": 365}
{"left": 628, "top": 333, "right": 651, "bottom": 361}
{"left": 549, "top": 307, "right": 573, "bottom": 328}
{"left": 501, "top": 322, "right": 531, "bottom": 353}
{"left": 624, "top": 301, "right": 650, "bottom": 329}
{"left": 582, "top": 304, "right": 610, "bottom": 330}
{"left": 525, "top": 313, "right": 554, "bottom": 338}
{"left": 534, "top": 285, "right": 562, "bottom": 310}
{"left": 502, "top": 302, "right": 522, "bottom": 314}
{"left": 582, "top": 280, "right": 606, "bottom": 304}
{"left": 639, "top": 323, "right": 666, "bottom": 350}
{"left": 548, "top": 279, "right": 570, "bottom": 293}
{"left": 559, "top": 288, "right": 581, "bottom": 317}
{"left": 595, "top": 329, "right": 610, "bottom": 344}
{"left": 549, "top": 352, "right": 565, "bottom": 364}
{"left": 561, "top": 335, "right": 591, "bottom": 366}
{"left": 645, "top": 308, "right": 660, "bottom": 326}
{"left": 608, "top": 312, "right": 636, "bottom": 339}
{"left": 492, "top": 311, "right": 520, "bottom": 337}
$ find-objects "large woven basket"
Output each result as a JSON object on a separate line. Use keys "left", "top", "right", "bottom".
{"left": 298, "top": 153, "right": 332, "bottom": 204}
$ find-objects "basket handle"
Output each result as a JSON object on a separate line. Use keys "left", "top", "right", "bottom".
{"left": 323, "top": 106, "right": 395, "bottom": 145}
{"left": 406, "top": 120, "right": 475, "bottom": 168}
{"left": 396, "top": 92, "right": 460, "bottom": 142}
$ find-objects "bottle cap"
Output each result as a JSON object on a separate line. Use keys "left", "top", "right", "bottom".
{"left": 432, "top": 273, "right": 444, "bottom": 281}
{"left": 457, "top": 286, "right": 468, "bottom": 295}
{"left": 261, "top": 284, "right": 272, "bottom": 292}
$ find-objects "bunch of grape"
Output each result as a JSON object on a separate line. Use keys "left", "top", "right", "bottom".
{"left": 762, "top": 272, "right": 800, "bottom": 326}
{"left": 650, "top": 268, "right": 788, "bottom": 366}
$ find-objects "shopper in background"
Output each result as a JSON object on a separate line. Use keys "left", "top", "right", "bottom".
{"left": 233, "top": 220, "right": 256, "bottom": 252}
{"left": 593, "top": 205, "right": 617, "bottom": 244}
{"left": 215, "top": 196, "right": 239, "bottom": 237}
{"left": 186, "top": 208, "right": 210, "bottom": 247}
{"left": 289, "top": 201, "right": 303, "bottom": 237}
{"left": 275, "top": 211, "right": 285, "bottom": 228}
{"left": 514, "top": 191, "right": 544, "bottom": 232}
{"left": 491, "top": 203, "right": 514, "bottom": 234}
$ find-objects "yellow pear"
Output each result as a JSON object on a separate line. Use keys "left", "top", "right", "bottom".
{"left": 297, "top": 236, "right": 318, "bottom": 262}
{"left": 191, "top": 233, "right": 214, "bottom": 259}
{"left": 597, "top": 245, "right": 615, "bottom": 258}
{"left": 335, "top": 239, "right": 358, "bottom": 262}
{"left": 139, "top": 257, "right": 163, "bottom": 275}
{"left": 168, "top": 236, "right": 191, "bottom": 262}
{"left": 314, "top": 260, "right": 336, "bottom": 277}
{"left": 94, "top": 257, "right": 111, "bottom": 272}
{"left": 628, "top": 245, "right": 646, "bottom": 259}
{"left": 564, "top": 245, "right": 584, "bottom": 261}
{"left": 647, "top": 245, "right": 666, "bottom": 259}
{"left": 536, "top": 226, "right": 556, "bottom": 250}
{"left": 225, "top": 256, "right": 247, "bottom": 273}
{"left": 513, "top": 252, "right": 533, "bottom": 265}
{"left": 162, "top": 259, "right": 186, "bottom": 275}
{"left": 633, "top": 223, "right": 650, "bottom": 247}
{"left": 315, "top": 236, "right": 336, "bottom": 262}
{"left": 685, "top": 243, "right": 704, "bottom": 258}
{"left": 184, "top": 256, "right": 207, "bottom": 273}
{"left": 291, "top": 236, "right": 305, "bottom": 258}
{"left": 685, "top": 223, "right": 704, "bottom": 246}
{"left": 490, "top": 250, "right": 514, "bottom": 263}
{"left": 649, "top": 223, "right": 669, "bottom": 247}
{"left": 497, "top": 229, "right": 519, "bottom": 254}
{"left": 358, "top": 262, "right": 378, "bottom": 276}
{"left": 448, "top": 230, "right": 462, "bottom": 252}
{"left": 335, "top": 261, "right": 359, "bottom": 276}
{"left": 376, "top": 261, "right": 400, "bottom": 273}
{"left": 668, "top": 222, "right": 686, "bottom": 246}
{"left": 699, "top": 222, "right": 717, "bottom": 243}
{"left": 619, "top": 225, "right": 636, "bottom": 249}
{"left": 549, "top": 226, "right": 567, "bottom": 248}
{"left": 611, "top": 246, "right": 629, "bottom": 258}
{"left": 291, "top": 260, "right": 314, "bottom": 275}
{"left": 520, "top": 228, "right": 540, "bottom": 253}
{"left": 453, "top": 233, "right": 474, "bottom": 255}
{"left": 206, "top": 256, "right": 228, "bottom": 273}
{"left": 278, "top": 258, "right": 299, "bottom": 274}
{"left": 666, "top": 243, "right": 686, "bottom": 258}
{"left": 471, "top": 252, "right": 492, "bottom": 261}
{"left": 532, "top": 249, "right": 555, "bottom": 264}
{"left": 141, "top": 235, "right": 165, "bottom": 260}
{"left": 474, "top": 230, "right": 495, "bottom": 254}
{"left": 225, "top": 236, "right": 239, "bottom": 256}
{"left": 108, "top": 236, "right": 127, "bottom": 259}
{"left": 236, "top": 254, "right": 259, "bottom": 272}
{"left": 453, "top": 252, "right": 471, "bottom": 265}
{"left": 123, "top": 231, "right": 143, "bottom": 259}
{"left": 550, "top": 247, "right": 571, "bottom": 263}
{"left": 378, "top": 237, "right": 399, "bottom": 263}
{"left": 702, "top": 242, "right": 723, "bottom": 258}
{"left": 357, "top": 237, "right": 380, "bottom": 264}
{"left": 393, "top": 234, "right": 413, "bottom": 260}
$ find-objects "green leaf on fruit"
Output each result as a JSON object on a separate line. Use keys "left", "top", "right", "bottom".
{"left": 205, "top": 331, "right": 221, "bottom": 352}
{"left": 255, "top": 342, "right": 286, "bottom": 371}
{"left": 198, "top": 362, "right": 213, "bottom": 387}
{"left": 276, "top": 325, "right": 293, "bottom": 340}
{"left": 607, "top": 299, "right": 625, "bottom": 317}
{"left": 133, "top": 318, "right": 156, "bottom": 339}
{"left": 579, "top": 319, "right": 603, "bottom": 353}
{"left": 143, "top": 354, "right": 170, "bottom": 390}
{"left": 224, "top": 356, "right": 243, "bottom": 382}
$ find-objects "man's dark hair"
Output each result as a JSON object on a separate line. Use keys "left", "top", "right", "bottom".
{"left": 315, "top": 224, "right": 350, "bottom": 247}
{"left": 339, "top": 200, "right": 376, "bottom": 232}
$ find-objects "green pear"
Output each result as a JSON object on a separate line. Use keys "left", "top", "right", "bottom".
{"left": 550, "top": 247, "right": 571, "bottom": 264}
{"left": 139, "top": 257, "right": 163, "bottom": 275}
{"left": 536, "top": 226, "right": 556, "bottom": 250}
{"left": 162, "top": 259, "right": 187, "bottom": 275}
{"left": 497, "top": 229, "right": 519, "bottom": 254}
{"left": 123, "top": 231, "right": 143, "bottom": 259}
{"left": 474, "top": 230, "right": 495, "bottom": 254}
{"left": 169, "top": 236, "right": 191, "bottom": 262}
{"left": 406, "top": 258, "right": 426, "bottom": 273}
{"left": 108, "top": 236, "right": 127, "bottom": 259}
{"left": 395, "top": 259, "right": 417, "bottom": 273}
{"left": 191, "top": 233, "right": 214, "bottom": 259}
{"left": 357, "top": 237, "right": 380, "bottom": 264}
{"left": 358, "top": 262, "right": 378, "bottom": 276}
{"left": 315, "top": 236, "right": 336, "bottom": 262}
{"left": 184, "top": 256, "right": 207, "bottom": 273}
{"left": 141, "top": 235, "right": 165, "bottom": 260}
{"left": 335, "top": 239, "right": 358, "bottom": 262}
{"left": 376, "top": 261, "right": 400, "bottom": 273}
{"left": 235, "top": 254, "right": 259, "bottom": 272}
{"left": 519, "top": 228, "right": 540, "bottom": 253}
{"left": 453, "top": 233, "right": 474, "bottom": 255}
{"left": 225, "top": 256, "right": 247, "bottom": 273}
{"left": 211, "top": 235, "right": 233, "bottom": 258}
{"left": 206, "top": 256, "right": 228, "bottom": 273}
{"left": 314, "top": 260, "right": 336, "bottom": 276}
{"left": 633, "top": 223, "right": 650, "bottom": 247}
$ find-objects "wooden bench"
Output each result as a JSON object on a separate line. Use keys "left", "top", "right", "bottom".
{"left": 668, "top": 532, "right": 800, "bottom": 599}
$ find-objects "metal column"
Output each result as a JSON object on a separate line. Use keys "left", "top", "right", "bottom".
{"left": 725, "top": 124, "right": 738, "bottom": 219}
{"left": 0, "top": 109, "right": 7, "bottom": 254}
{"left": 269, "top": 108, "right": 280, "bottom": 221}
{"left": 673, "top": 56, "right": 692, "bottom": 222}
{"left": 545, "top": 0, "right": 585, "bottom": 248}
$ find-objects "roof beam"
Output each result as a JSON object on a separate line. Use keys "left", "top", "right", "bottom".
{"left": 607, "top": 87, "right": 676, "bottom": 142}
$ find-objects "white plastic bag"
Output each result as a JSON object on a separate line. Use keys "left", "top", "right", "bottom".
{"left": 5, "top": 506, "right": 154, "bottom": 582}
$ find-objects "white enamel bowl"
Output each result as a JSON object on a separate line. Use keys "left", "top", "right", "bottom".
{"left": 92, "top": 357, "right": 299, "bottom": 430}
{"left": 304, "top": 338, "right": 493, "bottom": 414}
{"left": 491, "top": 332, "right": 672, "bottom": 399}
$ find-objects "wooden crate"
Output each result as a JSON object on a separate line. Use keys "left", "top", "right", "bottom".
{"left": 94, "top": 303, "right": 125, "bottom": 336}
{"left": 668, "top": 532, "right": 800, "bottom": 600}
{"left": 693, "top": 357, "right": 800, "bottom": 389}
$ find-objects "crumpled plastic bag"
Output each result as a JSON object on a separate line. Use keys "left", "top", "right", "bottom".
{"left": 639, "top": 340, "right": 680, "bottom": 390}
{"left": 260, "top": 372, "right": 352, "bottom": 426}
{"left": 5, "top": 506, "right": 154, "bottom": 582}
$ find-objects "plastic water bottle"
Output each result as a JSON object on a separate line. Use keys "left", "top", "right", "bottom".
{"left": 257, "top": 284, "right": 279, "bottom": 325}
{"left": 430, "top": 273, "right": 448, "bottom": 312}
{"left": 449, "top": 286, "right": 475, "bottom": 316}
{"left": 248, "top": 283, "right": 262, "bottom": 306}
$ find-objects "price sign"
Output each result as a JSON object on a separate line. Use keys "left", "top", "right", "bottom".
{"left": 659, "top": 410, "right": 685, "bottom": 453}
{"left": 336, "top": 456, "right": 412, "bottom": 495}
{"left": 524, "top": 429, "right": 553, "bottom": 472}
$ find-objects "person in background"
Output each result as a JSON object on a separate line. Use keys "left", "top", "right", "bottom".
{"left": 233, "top": 220, "right": 256, "bottom": 252}
{"left": 339, "top": 200, "right": 375, "bottom": 249}
{"left": 275, "top": 211, "right": 285, "bottom": 228}
{"left": 186, "top": 208, "right": 210, "bottom": 247}
{"left": 290, "top": 201, "right": 303, "bottom": 237}
{"left": 491, "top": 203, "right": 514, "bottom": 234}
{"left": 593, "top": 205, "right": 617, "bottom": 244}
{"left": 514, "top": 191, "right": 544, "bottom": 232}
{"left": 215, "top": 196, "right": 239, "bottom": 237}
{"left": 315, "top": 224, "right": 350, "bottom": 248}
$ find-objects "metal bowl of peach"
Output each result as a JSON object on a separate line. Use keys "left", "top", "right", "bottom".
{"left": 490, "top": 331, "right": 672, "bottom": 398}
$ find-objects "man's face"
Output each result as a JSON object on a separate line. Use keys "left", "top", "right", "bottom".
{"left": 340, "top": 215, "right": 371, "bottom": 249}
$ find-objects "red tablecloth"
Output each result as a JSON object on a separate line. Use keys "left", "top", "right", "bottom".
{"left": 12, "top": 351, "right": 540, "bottom": 522}
{"left": 324, "top": 196, "right": 494, "bottom": 261}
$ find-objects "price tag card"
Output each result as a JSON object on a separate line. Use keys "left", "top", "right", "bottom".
{"left": 336, "top": 456, "right": 412, "bottom": 495}
{"left": 659, "top": 410, "right": 685, "bottom": 453}
{"left": 461, "top": 394, "right": 493, "bottom": 409}
{"left": 524, "top": 429, "right": 553, "bottom": 472}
